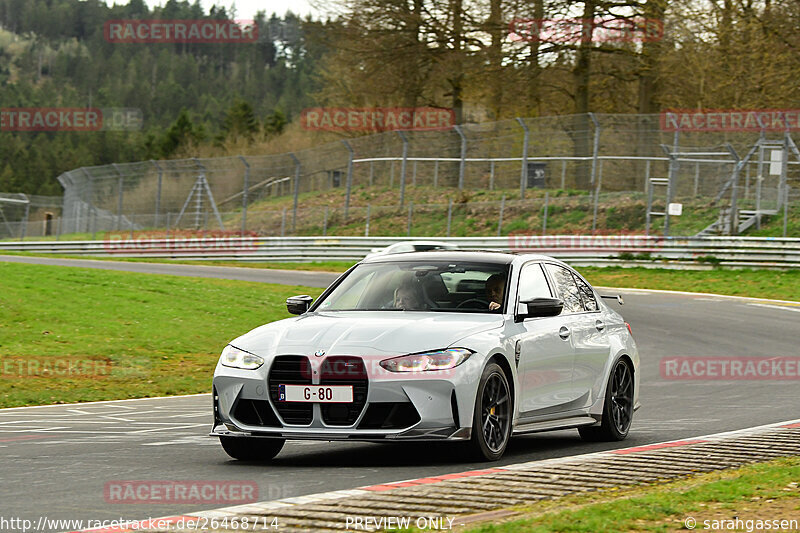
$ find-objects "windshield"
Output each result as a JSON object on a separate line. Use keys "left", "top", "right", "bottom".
{"left": 315, "top": 261, "right": 510, "bottom": 313}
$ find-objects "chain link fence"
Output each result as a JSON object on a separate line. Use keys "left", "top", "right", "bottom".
{"left": 5, "top": 113, "right": 800, "bottom": 240}
{"left": 0, "top": 193, "right": 63, "bottom": 239}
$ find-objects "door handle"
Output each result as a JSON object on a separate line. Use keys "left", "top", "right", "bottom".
{"left": 559, "top": 326, "right": 570, "bottom": 340}
{"left": 595, "top": 320, "right": 605, "bottom": 331}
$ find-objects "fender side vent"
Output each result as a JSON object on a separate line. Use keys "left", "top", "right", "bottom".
{"left": 450, "top": 390, "right": 460, "bottom": 428}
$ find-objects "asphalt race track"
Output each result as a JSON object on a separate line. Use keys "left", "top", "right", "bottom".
{"left": 1, "top": 256, "right": 799, "bottom": 531}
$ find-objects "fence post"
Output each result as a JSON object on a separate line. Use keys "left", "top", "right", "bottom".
{"left": 289, "top": 153, "right": 301, "bottom": 233}
{"left": 454, "top": 125, "right": 466, "bottom": 190}
{"left": 322, "top": 206, "right": 328, "bottom": 236}
{"left": 644, "top": 159, "right": 651, "bottom": 195}
{"left": 591, "top": 158, "right": 603, "bottom": 234}
{"left": 20, "top": 199, "right": 30, "bottom": 241}
{"left": 744, "top": 162, "right": 749, "bottom": 199}
{"left": 80, "top": 168, "right": 93, "bottom": 234}
{"left": 166, "top": 212, "right": 171, "bottom": 238}
{"left": 238, "top": 156, "right": 250, "bottom": 235}
{"left": 365, "top": 205, "right": 371, "bottom": 236}
{"left": 694, "top": 162, "right": 700, "bottom": 197}
{"left": 516, "top": 117, "right": 529, "bottom": 199}
{"left": 434, "top": 160, "right": 439, "bottom": 188}
{"left": 780, "top": 134, "right": 790, "bottom": 211}
{"left": 397, "top": 131, "right": 409, "bottom": 206}
{"left": 151, "top": 160, "right": 163, "bottom": 228}
{"left": 369, "top": 162, "right": 374, "bottom": 186}
{"left": 588, "top": 113, "right": 600, "bottom": 189}
{"left": 407, "top": 201, "right": 413, "bottom": 236}
{"left": 497, "top": 194, "right": 505, "bottom": 236}
{"left": 112, "top": 163, "right": 124, "bottom": 231}
{"left": 783, "top": 186, "right": 790, "bottom": 237}
{"left": 542, "top": 191, "right": 549, "bottom": 235}
{"left": 342, "top": 140, "right": 354, "bottom": 218}
{"left": 281, "top": 207, "right": 287, "bottom": 237}
{"left": 412, "top": 161, "right": 417, "bottom": 186}
{"left": 489, "top": 161, "right": 495, "bottom": 190}
{"left": 561, "top": 159, "right": 567, "bottom": 189}
{"left": 446, "top": 199, "right": 453, "bottom": 237}
{"left": 665, "top": 125, "right": 681, "bottom": 237}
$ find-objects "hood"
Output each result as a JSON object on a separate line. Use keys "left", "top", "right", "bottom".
{"left": 230, "top": 311, "right": 504, "bottom": 358}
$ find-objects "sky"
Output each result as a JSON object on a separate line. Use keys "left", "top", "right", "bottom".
{"left": 109, "top": 0, "right": 324, "bottom": 19}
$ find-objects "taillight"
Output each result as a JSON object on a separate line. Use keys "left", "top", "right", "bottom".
{"left": 625, "top": 322, "right": 633, "bottom": 335}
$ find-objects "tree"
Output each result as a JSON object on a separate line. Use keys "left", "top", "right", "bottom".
{"left": 264, "top": 109, "right": 288, "bottom": 138}
{"left": 160, "top": 109, "right": 206, "bottom": 157}
{"left": 219, "top": 100, "right": 260, "bottom": 143}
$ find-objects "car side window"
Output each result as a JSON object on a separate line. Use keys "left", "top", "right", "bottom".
{"left": 573, "top": 274, "right": 598, "bottom": 311}
{"left": 544, "top": 264, "right": 584, "bottom": 314}
{"left": 517, "top": 263, "right": 552, "bottom": 313}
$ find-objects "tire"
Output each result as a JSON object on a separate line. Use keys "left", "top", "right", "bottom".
{"left": 579, "top": 358, "right": 634, "bottom": 442}
{"left": 219, "top": 436, "right": 285, "bottom": 461}
{"left": 466, "top": 362, "right": 512, "bottom": 461}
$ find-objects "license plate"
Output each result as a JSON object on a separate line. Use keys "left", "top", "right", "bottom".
{"left": 278, "top": 384, "right": 353, "bottom": 403}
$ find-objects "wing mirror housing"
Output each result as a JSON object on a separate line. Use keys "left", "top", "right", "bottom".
{"left": 516, "top": 297, "right": 564, "bottom": 321}
{"left": 286, "top": 295, "right": 314, "bottom": 315}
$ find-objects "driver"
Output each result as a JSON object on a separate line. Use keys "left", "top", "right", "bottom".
{"left": 486, "top": 274, "right": 505, "bottom": 311}
{"left": 394, "top": 283, "right": 425, "bottom": 310}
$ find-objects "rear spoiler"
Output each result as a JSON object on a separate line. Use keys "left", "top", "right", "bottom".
{"left": 600, "top": 294, "right": 624, "bottom": 306}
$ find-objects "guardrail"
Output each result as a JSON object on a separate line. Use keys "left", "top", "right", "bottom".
{"left": 2, "top": 235, "right": 800, "bottom": 269}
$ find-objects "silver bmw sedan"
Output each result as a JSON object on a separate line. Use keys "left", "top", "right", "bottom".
{"left": 212, "top": 251, "right": 640, "bottom": 461}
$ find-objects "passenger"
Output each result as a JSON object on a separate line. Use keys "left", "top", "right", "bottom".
{"left": 486, "top": 274, "right": 506, "bottom": 311}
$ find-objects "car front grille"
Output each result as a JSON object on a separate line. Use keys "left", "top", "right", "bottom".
{"left": 319, "top": 356, "right": 368, "bottom": 426}
{"left": 268, "top": 355, "right": 313, "bottom": 425}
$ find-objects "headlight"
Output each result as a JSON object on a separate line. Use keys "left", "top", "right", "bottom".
{"left": 220, "top": 345, "right": 264, "bottom": 370}
{"left": 380, "top": 348, "right": 473, "bottom": 372}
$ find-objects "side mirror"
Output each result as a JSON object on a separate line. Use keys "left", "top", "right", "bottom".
{"left": 286, "top": 295, "right": 313, "bottom": 315}
{"left": 516, "top": 297, "right": 564, "bottom": 321}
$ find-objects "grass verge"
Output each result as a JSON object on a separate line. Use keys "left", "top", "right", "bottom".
{"left": 0, "top": 251, "right": 354, "bottom": 273}
{"left": 464, "top": 456, "right": 800, "bottom": 533}
{"left": 0, "top": 261, "right": 321, "bottom": 408}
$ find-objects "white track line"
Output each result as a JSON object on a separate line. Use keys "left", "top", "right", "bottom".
{"left": 0, "top": 393, "right": 209, "bottom": 412}
{"left": 596, "top": 285, "right": 800, "bottom": 305}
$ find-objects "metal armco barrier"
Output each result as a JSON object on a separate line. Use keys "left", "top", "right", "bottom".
{"left": 2, "top": 235, "right": 800, "bottom": 269}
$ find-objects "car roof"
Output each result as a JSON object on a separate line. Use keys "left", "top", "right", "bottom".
{"left": 361, "top": 249, "right": 555, "bottom": 265}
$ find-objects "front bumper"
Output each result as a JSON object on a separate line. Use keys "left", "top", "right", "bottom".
{"left": 212, "top": 354, "right": 479, "bottom": 442}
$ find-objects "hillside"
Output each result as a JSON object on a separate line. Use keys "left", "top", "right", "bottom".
{"left": 222, "top": 186, "right": 799, "bottom": 238}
